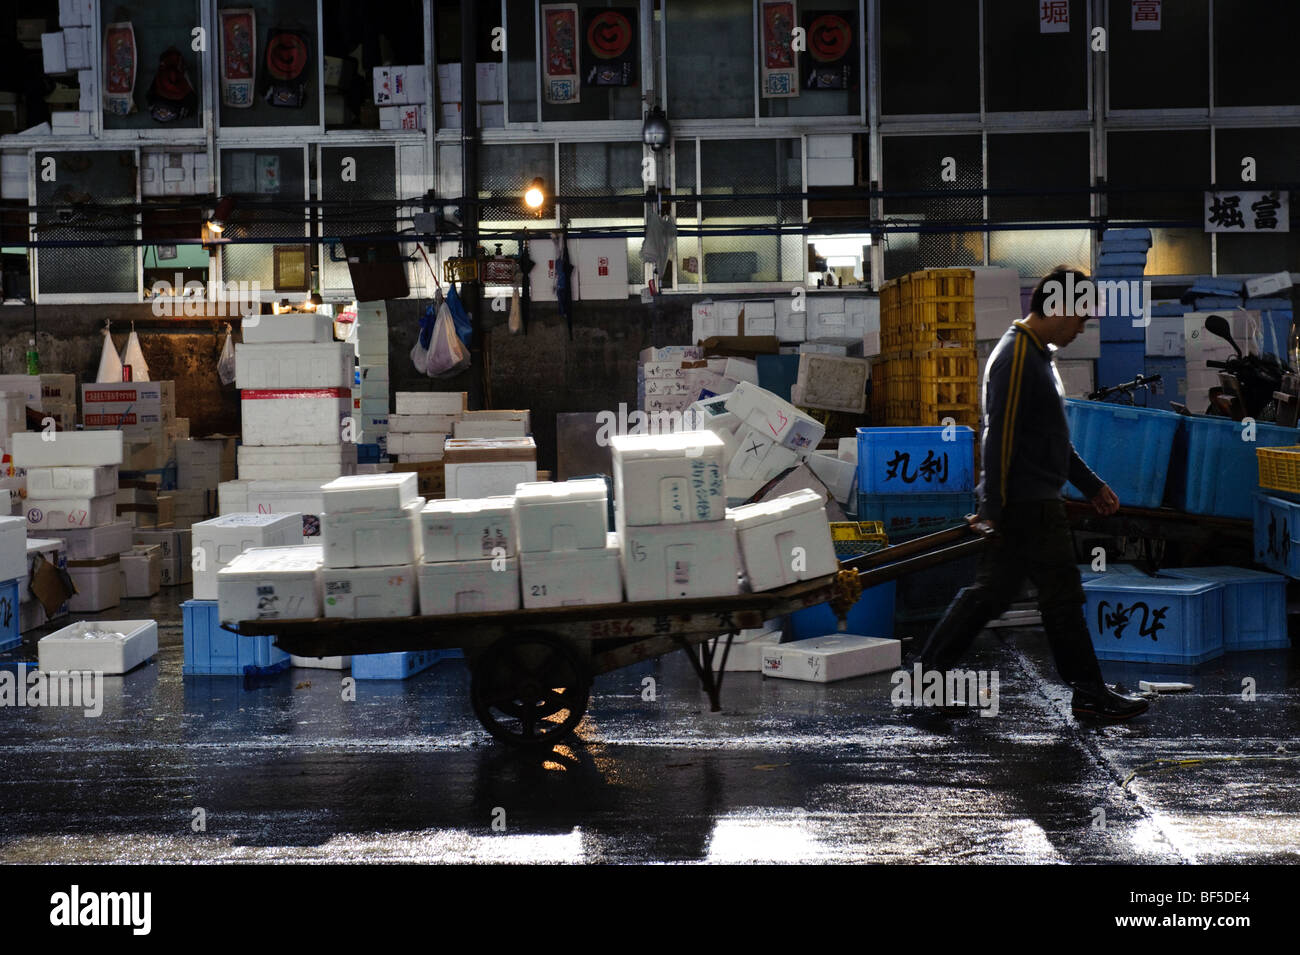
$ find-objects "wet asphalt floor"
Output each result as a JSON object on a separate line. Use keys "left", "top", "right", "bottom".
{"left": 1, "top": 590, "right": 1297, "bottom": 864}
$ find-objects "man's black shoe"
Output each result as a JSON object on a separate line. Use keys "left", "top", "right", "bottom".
{"left": 1071, "top": 683, "right": 1150, "bottom": 721}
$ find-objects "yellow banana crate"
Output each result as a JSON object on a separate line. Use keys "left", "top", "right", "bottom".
{"left": 1256, "top": 446, "right": 1300, "bottom": 494}
{"left": 829, "top": 521, "right": 890, "bottom": 557}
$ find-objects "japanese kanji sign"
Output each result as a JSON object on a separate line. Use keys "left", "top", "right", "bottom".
{"left": 1204, "top": 190, "right": 1289, "bottom": 233}
{"left": 1039, "top": 0, "right": 1070, "bottom": 34}
{"left": 1131, "top": 0, "right": 1161, "bottom": 30}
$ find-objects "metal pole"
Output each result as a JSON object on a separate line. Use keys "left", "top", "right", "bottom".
{"left": 460, "top": 0, "right": 484, "bottom": 405}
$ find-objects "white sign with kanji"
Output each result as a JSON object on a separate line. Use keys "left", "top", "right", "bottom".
{"left": 1039, "top": 0, "right": 1070, "bottom": 33}
{"left": 1204, "top": 191, "right": 1289, "bottom": 233}
{"left": 1131, "top": 0, "right": 1161, "bottom": 30}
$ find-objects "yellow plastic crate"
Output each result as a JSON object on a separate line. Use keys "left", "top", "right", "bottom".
{"left": 829, "top": 521, "right": 890, "bottom": 557}
{"left": 1257, "top": 445, "right": 1300, "bottom": 494}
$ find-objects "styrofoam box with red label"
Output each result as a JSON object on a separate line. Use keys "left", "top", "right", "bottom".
{"left": 0, "top": 515, "right": 25, "bottom": 581}
{"left": 421, "top": 496, "right": 516, "bottom": 562}
{"left": 237, "top": 444, "right": 356, "bottom": 481}
{"left": 217, "top": 544, "right": 324, "bottom": 624}
{"left": 26, "top": 494, "right": 116, "bottom": 530}
{"left": 323, "top": 564, "right": 418, "bottom": 618}
{"left": 394, "top": 392, "right": 467, "bottom": 415}
{"left": 520, "top": 533, "right": 622, "bottom": 608}
{"left": 235, "top": 342, "right": 355, "bottom": 390}
{"left": 38, "top": 619, "right": 157, "bottom": 675}
{"left": 322, "top": 498, "right": 424, "bottom": 569}
{"left": 120, "top": 544, "right": 161, "bottom": 598}
{"left": 513, "top": 479, "right": 609, "bottom": 553}
{"left": 728, "top": 489, "right": 838, "bottom": 592}
{"left": 720, "top": 629, "right": 782, "bottom": 672}
{"left": 241, "top": 312, "right": 334, "bottom": 344}
{"left": 726, "top": 381, "right": 826, "bottom": 452}
{"left": 760, "top": 634, "right": 901, "bottom": 683}
{"left": 56, "top": 519, "right": 133, "bottom": 560}
{"left": 620, "top": 520, "right": 741, "bottom": 602}
{"left": 418, "top": 555, "right": 520, "bottom": 615}
{"left": 25, "top": 465, "right": 118, "bottom": 500}
{"left": 610, "top": 431, "right": 727, "bottom": 529}
{"left": 192, "top": 512, "right": 305, "bottom": 601}
{"left": 11, "top": 430, "right": 122, "bottom": 468}
{"left": 67, "top": 560, "right": 121, "bottom": 612}
{"left": 241, "top": 389, "right": 351, "bottom": 446}
{"left": 321, "top": 472, "right": 418, "bottom": 512}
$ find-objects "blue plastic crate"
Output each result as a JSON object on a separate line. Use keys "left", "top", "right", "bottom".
{"left": 356, "top": 443, "right": 383, "bottom": 463}
{"left": 1253, "top": 493, "right": 1300, "bottom": 579}
{"left": 1098, "top": 251, "right": 1147, "bottom": 267}
{"left": 351, "top": 650, "right": 442, "bottom": 680}
{"left": 182, "top": 599, "right": 290, "bottom": 676}
{"left": 756, "top": 354, "right": 800, "bottom": 402}
{"left": 1065, "top": 400, "right": 1179, "bottom": 508}
{"left": 0, "top": 577, "right": 19, "bottom": 652}
{"left": 789, "top": 581, "right": 896, "bottom": 640}
{"left": 1097, "top": 239, "right": 1150, "bottom": 254}
{"left": 1083, "top": 577, "right": 1224, "bottom": 665}
{"left": 1097, "top": 340, "right": 1145, "bottom": 381}
{"left": 1095, "top": 265, "right": 1146, "bottom": 279}
{"left": 1159, "top": 566, "right": 1289, "bottom": 651}
{"left": 856, "top": 427, "right": 975, "bottom": 495}
{"left": 1244, "top": 297, "right": 1292, "bottom": 311}
{"left": 1143, "top": 357, "right": 1187, "bottom": 411}
{"left": 1186, "top": 295, "right": 1243, "bottom": 308}
{"left": 856, "top": 491, "right": 976, "bottom": 542}
{"left": 1149, "top": 303, "right": 1187, "bottom": 317}
{"left": 1166, "top": 416, "right": 1299, "bottom": 519}
{"left": 1101, "top": 228, "right": 1152, "bottom": 244}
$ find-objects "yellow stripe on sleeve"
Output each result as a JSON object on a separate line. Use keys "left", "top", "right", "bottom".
{"left": 1000, "top": 334, "right": 1028, "bottom": 508}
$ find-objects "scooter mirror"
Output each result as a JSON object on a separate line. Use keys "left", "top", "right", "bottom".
{"left": 1204, "top": 313, "right": 1244, "bottom": 358}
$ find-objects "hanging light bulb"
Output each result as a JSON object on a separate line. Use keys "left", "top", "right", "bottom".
{"left": 523, "top": 177, "right": 546, "bottom": 211}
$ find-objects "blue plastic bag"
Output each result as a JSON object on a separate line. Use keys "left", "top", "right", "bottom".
{"left": 445, "top": 281, "right": 473, "bottom": 348}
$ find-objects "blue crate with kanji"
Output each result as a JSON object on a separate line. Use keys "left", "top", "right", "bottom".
{"left": 855, "top": 426, "right": 975, "bottom": 495}
{"left": 1083, "top": 576, "right": 1224, "bottom": 665}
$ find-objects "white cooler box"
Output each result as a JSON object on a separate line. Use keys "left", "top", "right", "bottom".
{"left": 417, "top": 556, "right": 521, "bottom": 615}
{"left": 760, "top": 634, "right": 901, "bottom": 682}
{"left": 323, "top": 564, "right": 418, "bottom": 618}
{"left": 38, "top": 619, "right": 158, "bottom": 675}
{"left": 807, "top": 452, "right": 856, "bottom": 504}
{"left": 725, "top": 381, "right": 826, "bottom": 451}
{"left": 726, "top": 429, "right": 801, "bottom": 481}
{"left": 0, "top": 514, "right": 25, "bottom": 581}
{"left": 445, "top": 461, "right": 538, "bottom": 499}
{"left": 120, "top": 544, "right": 162, "bottom": 598}
{"left": 244, "top": 480, "right": 328, "bottom": 536}
{"left": 513, "top": 479, "right": 608, "bottom": 553}
{"left": 237, "top": 444, "right": 357, "bottom": 480}
{"left": 394, "top": 391, "right": 467, "bottom": 415}
{"left": 718, "top": 629, "right": 783, "bottom": 672}
{"left": 217, "top": 544, "right": 324, "bottom": 624}
{"left": 56, "top": 520, "right": 134, "bottom": 560}
{"left": 235, "top": 341, "right": 355, "bottom": 390}
{"left": 241, "top": 312, "right": 335, "bottom": 344}
{"left": 10, "top": 430, "right": 123, "bottom": 467}
{"left": 420, "top": 496, "right": 516, "bottom": 562}
{"left": 240, "top": 389, "right": 351, "bottom": 446}
{"left": 321, "top": 472, "right": 418, "bottom": 511}
{"left": 610, "top": 431, "right": 727, "bottom": 528}
{"left": 25, "top": 464, "right": 118, "bottom": 499}
{"left": 519, "top": 533, "right": 622, "bottom": 608}
{"left": 67, "top": 557, "right": 122, "bottom": 612}
{"left": 25, "top": 494, "right": 116, "bottom": 531}
{"left": 192, "top": 512, "right": 305, "bottom": 600}
{"left": 321, "top": 498, "right": 423, "bottom": 569}
{"left": 290, "top": 654, "right": 351, "bottom": 670}
{"left": 620, "top": 520, "right": 741, "bottom": 602}
{"left": 728, "top": 488, "right": 838, "bottom": 591}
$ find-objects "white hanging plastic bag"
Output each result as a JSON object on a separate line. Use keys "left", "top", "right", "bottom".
{"left": 120, "top": 324, "right": 151, "bottom": 381}
{"left": 426, "top": 300, "right": 471, "bottom": 377}
{"left": 507, "top": 286, "right": 523, "bottom": 335}
{"left": 96, "top": 326, "right": 123, "bottom": 383}
{"left": 411, "top": 302, "right": 437, "bottom": 374}
{"left": 217, "top": 325, "right": 236, "bottom": 385}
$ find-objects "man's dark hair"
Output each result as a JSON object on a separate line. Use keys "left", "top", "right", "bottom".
{"left": 1030, "top": 265, "right": 1089, "bottom": 317}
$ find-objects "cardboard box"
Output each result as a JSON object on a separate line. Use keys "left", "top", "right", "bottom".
{"left": 512, "top": 479, "right": 609, "bottom": 553}
{"left": 436, "top": 62, "right": 462, "bottom": 102}
{"left": 216, "top": 544, "right": 324, "bottom": 624}
{"left": 610, "top": 431, "right": 727, "bottom": 528}
{"left": 519, "top": 533, "right": 622, "bottom": 608}
{"left": 620, "top": 520, "right": 741, "bottom": 602}
{"left": 11, "top": 430, "right": 122, "bottom": 467}
{"left": 388, "top": 461, "right": 445, "bottom": 499}
{"left": 378, "top": 104, "right": 424, "bottom": 130}
{"left": 323, "top": 564, "right": 418, "bottom": 618}
{"left": 192, "top": 512, "right": 305, "bottom": 601}
{"left": 132, "top": 527, "right": 192, "bottom": 586}
{"left": 38, "top": 618, "right": 157, "bottom": 674}
{"left": 373, "top": 64, "right": 426, "bottom": 105}
{"left": 417, "top": 556, "right": 520, "bottom": 615}
{"left": 760, "top": 634, "right": 901, "bottom": 682}
{"left": 420, "top": 496, "right": 515, "bottom": 562}
{"left": 728, "top": 488, "right": 838, "bottom": 591}
{"left": 321, "top": 498, "right": 423, "bottom": 569}
{"left": 240, "top": 389, "right": 351, "bottom": 446}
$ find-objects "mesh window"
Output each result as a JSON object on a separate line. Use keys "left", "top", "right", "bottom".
{"left": 881, "top": 134, "right": 983, "bottom": 279}
{"left": 665, "top": 0, "right": 755, "bottom": 120}
{"left": 319, "top": 146, "right": 397, "bottom": 293}
{"left": 35, "top": 150, "right": 138, "bottom": 296}
{"left": 1215, "top": 0, "right": 1300, "bottom": 108}
{"left": 218, "top": 147, "right": 309, "bottom": 290}
{"left": 699, "top": 139, "right": 802, "bottom": 284}
{"left": 983, "top": 1, "right": 1087, "bottom": 111}
{"left": 479, "top": 143, "right": 556, "bottom": 226}
{"left": 506, "top": 0, "right": 538, "bottom": 123}
{"left": 674, "top": 139, "right": 700, "bottom": 284}
{"left": 1107, "top": 130, "right": 1210, "bottom": 277}
{"left": 1214, "top": 127, "right": 1300, "bottom": 274}
{"left": 560, "top": 142, "right": 644, "bottom": 280}
{"left": 989, "top": 230, "right": 1091, "bottom": 281}
{"left": 759, "top": 0, "right": 861, "bottom": 119}
{"left": 880, "top": 0, "right": 979, "bottom": 115}
{"left": 1108, "top": 0, "right": 1208, "bottom": 110}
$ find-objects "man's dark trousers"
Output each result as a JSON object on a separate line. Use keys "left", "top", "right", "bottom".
{"left": 915, "top": 498, "right": 1106, "bottom": 687}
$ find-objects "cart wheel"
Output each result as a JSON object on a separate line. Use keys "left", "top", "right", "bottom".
{"left": 470, "top": 632, "right": 590, "bottom": 748}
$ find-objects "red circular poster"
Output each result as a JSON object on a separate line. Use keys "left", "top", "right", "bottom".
{"left": 808, "top": 13, "right": 852, "bottom": 63}
{"left": 587, "top": 10, "right": 632, "bottom": 59}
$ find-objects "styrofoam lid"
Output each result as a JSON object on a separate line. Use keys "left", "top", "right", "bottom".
{"left": 25, "top": 537, "right": 63, "bottom": 551}
{"left": 610, "top": 429, "right": 725, "bottom": 458}
{"left": 422, "top": 495, "right": 515, "bottom": 516}
{"left": 726, "top": 488, "right": 825, "bottom": 526}
{"left": 198, "top": 512, "right": 302, "bottom": 529}
{"left": 219, "top": 543, "right": 324, "bottom": 574}
{"left": 514, "top": 478, "right": 607, "bottom": 503}
{"left": 1081, "top": 577, "right": 1222, "bottom": 595}
{"left": 321, "top": 471, "right": 418, "bottom": 497}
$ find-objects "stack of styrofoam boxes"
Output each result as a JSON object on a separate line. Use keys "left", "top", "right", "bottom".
{"left": 0, "top": 515, "right": 25, "bottom": 650}
{"left": 116, "top": 477, "right": 174, "bottom": 530}
{"left": 314, "top": 473, "right": 425, "bottom": 670}
{"left": 434, "top": 60, "right": 503, "bottom": 130}
{"left": 236, "top": 324, "right": 358, "bottom": 482}
{"left": 638, "top": 345, "right": 704, "bottom": 420}
{"left": 727, "top": 488, "right": 840, "bottom": 593}
{"left": 17, "top": 536, "right": 70, "bottom": 634}
{"left": 444, "top": 436, "right": 538, "bottom": 499}
{"left": 1185, "top": 308, "right": 1260, "bottom": 413}
{"left": 13, "top": 431, "right": 124, "bottom": 612}
{"left": 216, "top": 542, "right": 324, "bottom": 641}
{"left": 80, "top": 380, "right": 176, "bottom": 473}
{"left": 140, "top": 150, "right": 210, "bottom": 197}
{"left": 374, "top": 64, "right": 427, "bottom": 131}
{"left": 40, "top": 0, "right": 95, "bottom": 135}
{"left": 0, "top": 373, "right": 78, "bottom": 431}
{"left": 514, "top": 479, "right": 622, "bottom": 608}
{"left": 801, "top": 296, "right": 875, "bottom": 357}
{"left": 176, "top": 435, "right": 236, "bottom": 529}
{"left": 1094, "top": 229, "right": 1152, "bottom": 392}
{"left": 132, "top": 526, "right": 192, "bottom": 589}
{"left": 389, "top": 391, "right": 465, "bottom": 463}
{"left": 0, "top": 390, "right": 25, "bottom": 462}
{"left": 352, "top": 302, "right": 390, "bottom": 455}
{"left": 609, "top": 432, "right": 740, "bottom": 602}
{"left": 453, "top": 409, "right": 531, "bottom": 440}
{"left": 417, "top": 496, "right": 519, "bottom": 624}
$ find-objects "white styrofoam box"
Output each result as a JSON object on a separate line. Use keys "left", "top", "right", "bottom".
{"left": 235, "top": 342, "right": 354, "bottom": 390}
{"left": 760, "top": 635, "right": 901, "bottom": 683}
{"left": 686, "top": 394, "right": 741, "bottom": 435}
{"left": 241, "top": 312, "right": 335, "bottom": 344}
{"left": 726, "top": 381, "right": 826, "bottom": 452}
{"left": 420, "top": 496, "right": 515, "bottom": 562}
{"left": 609, "top": 430, "right": 727, "bottom": 528}
{"left": 512, "top": 479, "right": 608, "bottom": 553}
{"left": 1186, "top": 310, "right": 1260, "bottom": 361}
{"left": 728, "top": 489, "right": 837, "bottom": 591}
{"left": 373, "top": 64, "right": 427, "bottom": 105}
{"left": 217, "top": 543, "right": 324, "bottom": 624}
{"left": 445, "top": 460, "right": 538, "bottom": 499}
{"left": 25, "top": 464, "right": 117, "bottom": 500}
{"left": 727, "top": 429, "right": 800, "bottom": 480}
{"left": 240, "top": 389, "right": 350, "bottom": 446}
{"left": 67, "top": 560, "right": 121, "bottom": 612}
{"left": 794, "top": 353, "right": 869, "bottom": 414}
{"left": 1, "top": 390, "right": 25, "bottom": 434}
{"left": 0, "top": 515, "right": 25, "bottom": 581}
{"left": 807, "top": 451, "right": 856, "bottom": 504}
{"left": 1, "top": 154, "right": 28, "bottom": 201}
{"left": 237, "top": 443, "right": 356, "bottom": 481}
{"left": 804, "top": 295, "right": 846, "bottom": 340}
{"left": 323, "top": 564, "right": 418, "bottom": 618}
{"left": 11, "top": 430, "right": 122, "bottom": 467}
{"left": 244, "top": 481, "right": 327, "bottom": 536}
{"left": 62, "top": 26, "right": 91, "bottom": 69}
{"left": 720, "top": 357, "right": 759, "bottom": 386}
{"left": 192, "top": 513, "right": 305, "bottom": 601}
{"left": 378, "top": 104, "right": 424, "bottom": 130}
{"left": 1146, "top": 316, "right": 1186, "bottom": 356}
{"left": 620, "top": 520, "right": 741, "bottom": 602}
{"left": 25, "top": 494, "right": 115, "bottom": 531}
{"left": 322, "top": 498, "right": 423, "bottom": 569}
{"left": 1054, "top": 359, "right": 1095, "bottom": 399}
{"left": 742, "top": 300, "right": 777, "bottom": 337}
{"left": 290, "top": 654, "right": 351, "bottom": 670}
{"left": 320, "top": 472, "right": 418, "bottom": 512}
{"left": 519, "top": 533, "right": 621, "bottom": 608}
{"left": 437, "top": 62, "right": 463, "bottom": 101}
{"left": 1052, "top": 320, "right": 1100, "bottom": 360}
{"left": 475, "top": 61, "right": 501, "bottom": 101}
{"left": 572, "top": 237, "right": 629, "bottom": 300}
{"left": 388, "top": 413, "right": 459, "bottom": 433}
{"left": 387, "top": 432, "right": 447, "bottom": 456}
{"left": 42, "top": 32, "right": 68, "bottom": 73}
{"left": 715, "top": 301, "right": 742, "bottom": 337}
{"left": 120, "top": 545, "right": 161, "bottom": 598}
{"left": 720, "top": 630, "right": 782, "bottom": 672}
{"left": 396, "top": 453, "right": 442, "bottom": 463}
{"left": 395, "top": 391, "right": 466, "bottom": 415}
{"left": 59, "top": 0, "right": 95, "bottom": 28}
{"left": 217, "top": 480, "right": 250, "bottom": 515}
{"left": 774, "top": 295, "right": 807, "bottom": 342}
{"left": 417, "top": 555, "right": 520, "bottom": 615}
{"left": 1246, "top": 271, "right": 1293, "bottom": 298}
{"left": 55, "top": 520, "right": 132, "bottom": 561}
{"left": 837, "top": 436, "right": 858, "bottom": 464}
{"left": 973, "top": 267, "right": 1023, "bottom": 341}
{"left": 453, "top": 418, "right": 527, "bottom": 439}
{"left": 38, "top": 619, "right": 157, "bottom": 675}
